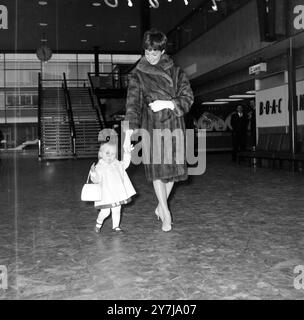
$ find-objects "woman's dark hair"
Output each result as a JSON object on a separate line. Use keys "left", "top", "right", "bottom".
{"left": 142, "top": 29, "right": 167, "bottom": 51}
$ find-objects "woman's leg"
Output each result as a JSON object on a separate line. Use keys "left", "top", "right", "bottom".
{"left": 155, "top": 181, "right": 174, "bottom": 219}
{"left": 111, "top": 205, "right": 122, "bottom": 230}
{"left": 153, "top": 180, "right": 172, "bottom": 232}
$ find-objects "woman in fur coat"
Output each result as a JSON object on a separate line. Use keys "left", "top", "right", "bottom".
{"left": 124, "top": 29, "right": 194, "bottom": 232}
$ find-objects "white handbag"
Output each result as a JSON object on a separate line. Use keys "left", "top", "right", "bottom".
{"left": 81, "top": 168, "right": 102, "bottom": 202}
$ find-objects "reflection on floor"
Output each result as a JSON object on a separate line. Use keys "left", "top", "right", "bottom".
{"left": 0, "top": 151, "right": 304, "bottom": 300}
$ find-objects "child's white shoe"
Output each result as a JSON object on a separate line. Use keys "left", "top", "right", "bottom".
{"left": 95, "top": 223, "right": 102, "bottom": 233}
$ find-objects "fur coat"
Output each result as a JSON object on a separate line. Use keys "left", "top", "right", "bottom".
{"left": 124, "top": 54, "right": 194, "bottom": 182}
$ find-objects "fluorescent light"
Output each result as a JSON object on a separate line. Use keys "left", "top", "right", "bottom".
{"left": 81, "top": 39, "right": 87, "bottom": 42}
{"left": 229, "top": 95, "right": 256, "bottom": 98}
{"left": 39, "top": 23, "right": 48, "bottom": 26}
{"left": 119, "top": 40, "right": 126, "bottom": 43}
{"left": 129, "top": 25, "right": 137, "bottom": 29}
{"left": 214, "top": 98, "right": 243, "bottom": 102}
{"left": 38, "top": 1, "right": 47, "bottom": 5}
{"left": 202, "top": 102, "right": 228, "bottom": 105}
{"left": 92, "top": 2, "right": 101, "bottom": 6}
{"left": 40, "top": 39, "right": 48, "bottom": 42}
{"left": 85, "top": 24, "right": 93, "bottom": 27}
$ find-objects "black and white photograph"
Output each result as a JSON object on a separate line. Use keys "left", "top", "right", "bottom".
{"left": 1, "top": 0, "right": 304, "bottom": 305}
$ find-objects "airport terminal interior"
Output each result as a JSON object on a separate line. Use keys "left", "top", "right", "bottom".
{"left": 1, "top": 0, "right": 304, "bottom": 300}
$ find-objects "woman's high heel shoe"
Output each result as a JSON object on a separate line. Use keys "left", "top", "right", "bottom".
{"left": 159, "top": 210, "right": 172, "bottom": 232}
{"left": 155, "top": 207, "right": 173, "bottom": 225}
{"left": 161, "top": 217, "right": 172, "bottom": 232}
{"left": 155, "top": 207, "right": 162, "bottom": 221}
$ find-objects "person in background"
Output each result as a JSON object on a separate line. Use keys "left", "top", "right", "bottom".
{"left": 248, "top": 100, "right": 256, "bottom": 147}
{"left": 231, "top": 105, "right": 248, "bottom": 161}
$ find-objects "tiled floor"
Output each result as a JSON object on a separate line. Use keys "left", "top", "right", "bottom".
{"left": 0, "top": 151, "right": 304, "bottom": 299}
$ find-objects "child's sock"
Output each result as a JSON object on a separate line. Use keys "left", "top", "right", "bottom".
{"left": 111, "top": 206, "right": 121, "bottom": 229}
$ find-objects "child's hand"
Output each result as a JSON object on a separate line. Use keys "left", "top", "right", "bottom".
{"left": 123, "top": 130, "right": 133, "bottom": 151}
{"left": 90, "top": 163, "right": 96, "bottom": 173}
{"left": 124, "top": 144, "right": 134, "bottom": 154}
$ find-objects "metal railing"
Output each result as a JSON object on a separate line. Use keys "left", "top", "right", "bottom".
{"left": 88, "top": 87, "right": 106, "bottom": 129}
{"left": 37, "top": 73, "right": 42, "bottom": 159}
{"left": 38, "top": 74, "right": 71, "bottom": 159}
{"left": 63, "top": 73, "right": 76, "bottom": 156}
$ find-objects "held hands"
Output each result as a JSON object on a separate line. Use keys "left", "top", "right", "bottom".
{"left": 124, "top": 143, "right": 134, "bottom": 154}
{"left": 149, "top": 100, "right": 174, "bottom": 112}
{"left": 123, "top": 129, "right": 134, "bottom": 153}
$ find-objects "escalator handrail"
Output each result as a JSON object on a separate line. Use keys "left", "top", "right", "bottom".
{"left": 63, "top": 72, "right": 77, "bottom": 155}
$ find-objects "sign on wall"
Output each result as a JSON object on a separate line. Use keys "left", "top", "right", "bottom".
{"left": 296, "top": 80, "right": 304, "bottom": 125}
{"left": 256, "top": 81, "right": 304, "bottom": 128}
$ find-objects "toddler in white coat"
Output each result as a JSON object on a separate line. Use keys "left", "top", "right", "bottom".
{"left": 90, "top": 139, "right": 136, "bottom": 233}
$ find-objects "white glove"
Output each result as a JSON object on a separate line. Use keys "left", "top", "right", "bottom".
{"left": 149, "top": 100, "right": 174, "bottom": 112}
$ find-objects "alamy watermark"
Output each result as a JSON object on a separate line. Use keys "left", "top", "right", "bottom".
{"left": 99, "top": 121, "right": 206, "bottom": 176}
{"left": 294, "top": 265, "right": 304, "bottom": 290}
{"left": 0, "top": 265, "right": 8, "bottom": 290}
{"left": 0, "top": 5, "right": 8, "bottom": 30}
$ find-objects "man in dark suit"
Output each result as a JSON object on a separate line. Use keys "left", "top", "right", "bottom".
{"left": 231, "top": 105, "right": 248, "bottom": 161}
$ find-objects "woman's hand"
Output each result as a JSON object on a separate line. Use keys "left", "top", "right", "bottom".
{"left": 149, "top": 100, "right": 174, "bottom": 112}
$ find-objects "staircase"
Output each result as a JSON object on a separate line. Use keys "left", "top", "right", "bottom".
{"left": 68, "top": 87, "right": 101, "bottom": 158}
{"left": 39, "top": 87, "right": 73, "bottom": 160}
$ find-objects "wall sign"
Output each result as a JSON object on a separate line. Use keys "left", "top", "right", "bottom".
{"left": 256, "top": 81, "right": 304, "bottom": 128}
{"left": 249, "top": 62, "right": 267, "bottom": 75}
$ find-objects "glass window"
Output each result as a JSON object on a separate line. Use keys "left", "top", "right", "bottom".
{"left": 5, "top": 54, "right": 41, "bottom": 70}
{"left": 41, "top": 54, "right": 77, "bottom": 85}
{"left": 112, "top": 54, "right": 141, "bottom": 64}
{"left": 99, "top": 54, "right": 112, "bottom": 63}
{"left": 0, "top": 92, "right": 5, "bottom": 110}
{"left": 5, "top": 70, "right": 40, "bottom": 88}
{"left": 5, "top": 61, "right": 41, "bottom": 70}
{"left": 0, "top": 55, "right": 4, "bottom": 88}
{"left": 167, "top": 0, "right": 250, "bottom": 53}
{"left": 99, "top": 63, "right": 112, "bottom": 73}
{"left": 6, "top": 93, "right": 19, "bottom": 106}
{"left": 77, "top": 54, "right": 94, "bottom": 62}
{"left": 42, "top": 62, "right": 67, "bottom": 85}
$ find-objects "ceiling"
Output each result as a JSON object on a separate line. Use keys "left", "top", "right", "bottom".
{"left": 0, "top": 0, "right": 205, "bottom": 54}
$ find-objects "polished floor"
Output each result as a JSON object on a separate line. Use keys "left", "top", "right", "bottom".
{"left": 0, "top": 151, "right": 304, "bottom": 300}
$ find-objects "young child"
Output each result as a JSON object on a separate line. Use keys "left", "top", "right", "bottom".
{"left": 89, "top": 139, "right": 136, "bottom": 233}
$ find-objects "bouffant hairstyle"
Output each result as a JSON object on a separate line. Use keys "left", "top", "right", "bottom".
{"left": 142, "top": 28, "right": 167, "bottom": 51}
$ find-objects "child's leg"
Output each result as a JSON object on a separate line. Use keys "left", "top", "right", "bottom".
{"left": 96, "top": 208, "right": 111, "bottom": 230}
{"left": 111, "top": 205, "right": 122, "bottom": 230}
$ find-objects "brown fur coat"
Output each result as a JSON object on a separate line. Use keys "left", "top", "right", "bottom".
{"left": 124, "top": 54, "right": 194, "bottom": 182}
